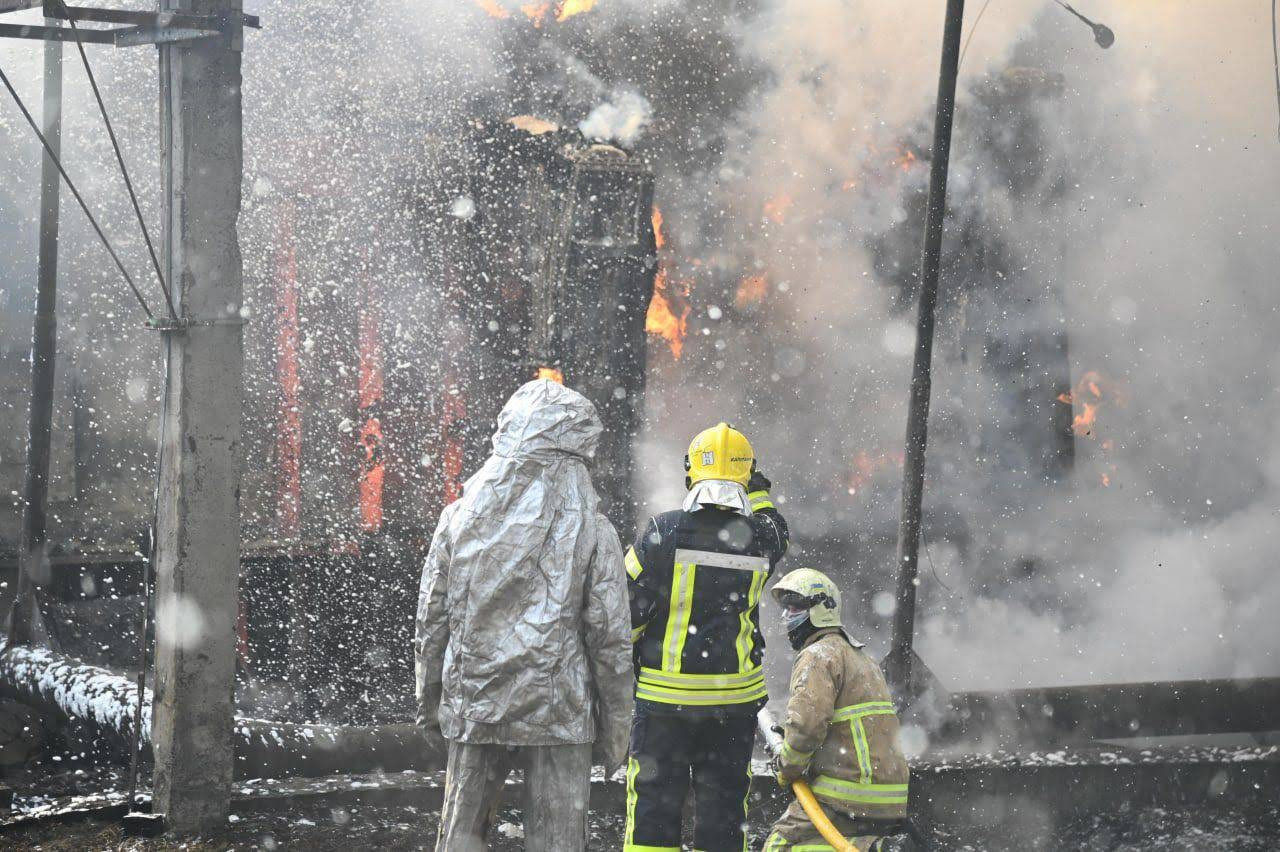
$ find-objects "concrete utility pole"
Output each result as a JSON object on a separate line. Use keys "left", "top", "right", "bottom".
{"left": 884, "top": 0, "right": 965, "bottom": 698}
{"left": 150, "top": 0, "right": 245, "bottom": 831}
{"left": 8, "top": 14, "right": 62, "bottom": 647}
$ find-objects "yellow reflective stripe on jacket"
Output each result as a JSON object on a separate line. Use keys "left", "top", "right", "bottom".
{"left": 779, "top": 739, "right": 814, "bottom": 766}
{"left": 661, "top": 563, "right": 696, "bottom": 672}
{"left": 631, "top": 624, "right": 646, "bottom": 643}
{"left": 625, "top": 547, "right": 644, "bottom": 580}
{"left": 851, "top": 716, "right": 873, "bottom": 780}
{"left": 831, "top": 701, "right": 896, "bottom": 722}
{"left": 734, "top": 568, "right": 767, "bottom": 671}
{"left": 634, "top": 679, "right": 768, "bottom": 705}
{"left": 638, "top": 666, "right": 765, "bottom": 689}
{"left": 809, "top": 774, "right": 909, "bottom": 805}
{"left": 747, "top": 489, "right": 774, "bottom": 512}
{"left": 831, "top": 700, "right": 896, "bottom": 782}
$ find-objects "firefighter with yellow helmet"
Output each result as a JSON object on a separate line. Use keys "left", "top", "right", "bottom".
{"left": 623, "top": 423, "right": 789, "bottom": 852}
{"left": 763, "top": 568, "right": 911, "bottom": 851}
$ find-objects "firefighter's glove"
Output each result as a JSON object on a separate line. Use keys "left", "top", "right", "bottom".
{"left": 770, "top": 754, "right": 804, "bottom": 787}
{"left": 748, "top": 470, "right": 773, "bottom": 494}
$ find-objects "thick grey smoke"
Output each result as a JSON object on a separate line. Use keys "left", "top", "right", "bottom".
{"left": 634, "top": 0, "right": 1280, "bottom": 689}
{"left": 3, "top": 0, "right": 1276, "bottom": 696}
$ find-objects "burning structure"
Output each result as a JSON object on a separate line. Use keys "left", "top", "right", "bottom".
{"left": 1, "top": 0, "right": 1278, "bottom": 846}
{"left": 1, "top": 112, "right": 656, "bottom": 720}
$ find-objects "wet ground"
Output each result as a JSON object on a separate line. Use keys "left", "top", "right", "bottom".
{"left": 4, "top": 758, "right": 1279, "bottom": 850}
{"left": 4, "top": 791, "right": 1278, "bottom": 850}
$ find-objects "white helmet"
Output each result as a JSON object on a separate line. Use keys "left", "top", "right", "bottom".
{"left": 771, "top": 568, "right": 842, "bottom": 630}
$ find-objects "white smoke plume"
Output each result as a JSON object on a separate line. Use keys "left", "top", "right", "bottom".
{"left": 579, "top": 88, "right": 652, "bottom": 147}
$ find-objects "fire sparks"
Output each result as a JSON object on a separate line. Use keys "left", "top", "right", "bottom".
{"left": 473, "top": 0, "right": 597, "bottom": 24}
{"left": 645, "top": 206, "right": 691, "bottom": 359}
{"left": 735, "top": 274, "right": 767, "bottom": 308}
{"left": 763, "top": 194, "right": 793, "bottom": 224}
{"left": 536, "top": 366, "right": 564, "bottom": 384}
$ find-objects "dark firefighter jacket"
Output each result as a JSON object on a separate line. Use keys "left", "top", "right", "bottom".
{"left": 626, "top": 486, "right": 788, "bottom": 712}
{"left": 776, "top": 628, "right": 910, "bottom": 820}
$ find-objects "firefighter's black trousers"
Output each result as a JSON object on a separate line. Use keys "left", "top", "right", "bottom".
{"left": 623, "top": 704, "right": 758, "bottom": 852}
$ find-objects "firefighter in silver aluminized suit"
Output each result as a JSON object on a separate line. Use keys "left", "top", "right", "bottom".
{"left": 415, "top": 379, "right": 634, "bottom": 852}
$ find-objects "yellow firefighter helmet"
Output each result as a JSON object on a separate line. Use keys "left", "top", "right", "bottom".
{"left": 685, "top": 422, "right": 754, "bottom": 488}
{"left": 771, "top": 568, "right": 843, "bottom": 629}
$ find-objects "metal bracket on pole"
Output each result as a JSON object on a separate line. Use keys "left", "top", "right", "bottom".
{"left": 0, "top": 3, "right": 259, "bottom": 46}
{"left": 144, "top": 315, "right": 249, "bottom": 334}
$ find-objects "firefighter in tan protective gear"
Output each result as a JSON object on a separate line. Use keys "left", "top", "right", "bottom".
{"left": 763, "top": 569, "right": 911, "bottom": 851}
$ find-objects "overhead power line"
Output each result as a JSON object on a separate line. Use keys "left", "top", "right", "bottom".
{"left": 60, "top": 0, "right": 176, "bottom": 319}
{"left": 0, "top": 63, "right": 155, "bottom": 320}
{"left": 1272, "top": 0, "right": 1279, "bottom": 141}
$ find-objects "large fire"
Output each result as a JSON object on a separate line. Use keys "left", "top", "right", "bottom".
{"left": 645, "top": 206, "right": 691, "bottom": 359}
{"left": 473, "top": 0, "right": 597, "bottom": 24}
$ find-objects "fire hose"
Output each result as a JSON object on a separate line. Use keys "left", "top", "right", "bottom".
{"left": 757, "top": 708, "right": 860, "bottom": 852}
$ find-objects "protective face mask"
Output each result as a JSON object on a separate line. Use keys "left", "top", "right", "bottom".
{"left": 783, "top": 605, "right": 811, "bottom": 635}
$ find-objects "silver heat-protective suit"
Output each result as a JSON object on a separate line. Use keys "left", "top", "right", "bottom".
{"left": 414, "top": 379, "right": 634, "bottom": 852}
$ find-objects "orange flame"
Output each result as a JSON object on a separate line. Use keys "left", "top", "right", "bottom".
{"left": 652, "top": 205, "right": 666, "bottom": 249}
{"left": 645, "top": 206, "right": 691, "bottom": 359}
{"left": 1056, "top": 369, "right": 1124, "bottom": 438}
{"left": 359, "top": 417, "right": 385, "bottom": 532}
{"left": 735, "top": 274, "right": 767, "bottom": 309}
{"left": 473, "top": 0, "right": 597, "bottom": 24}
{"left": 763, "top": 194, "right": 793, "bottom": 224}
{"left": 847, "top": 450, "right": 904, "bottom": 496}
{"left": 892, "top": 149, "right": 919, "bottom": 172}
{"left": 474, "top": 0, "right": 510, "bottom": 17}
{"left": 647, "top": 268, "right": 690, "bottom": 359}
{"left": 536, "top": 366, "right": 565, "bottom": 384}
{"left": 556, "top": 0, "right": 597, "bottom": 20}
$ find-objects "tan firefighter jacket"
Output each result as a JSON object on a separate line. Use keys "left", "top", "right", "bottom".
{"left": 775, "top": 628, "right": 910, "bottom": 820}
